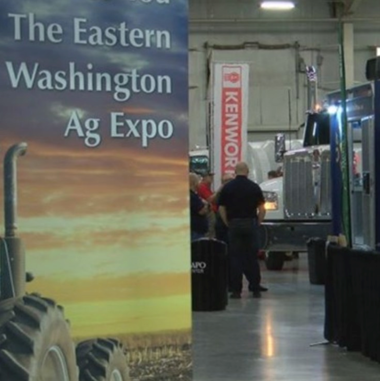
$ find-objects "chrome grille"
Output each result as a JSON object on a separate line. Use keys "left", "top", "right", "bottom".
{"left": 319, "top": 150, "right": 331, "bottom": 216}
{"left": 283, "top": 151, "right": 315, "bottom": 218}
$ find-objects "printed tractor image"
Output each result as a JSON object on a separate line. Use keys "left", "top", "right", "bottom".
{"left": 0, "top": 143, "right": 130, "bottom": 381}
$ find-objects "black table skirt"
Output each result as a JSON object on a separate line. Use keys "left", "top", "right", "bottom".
{"left": 325, "top": 244, "right": 380, "bottom": 361}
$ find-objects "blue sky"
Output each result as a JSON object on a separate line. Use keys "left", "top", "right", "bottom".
{"left": 0, "top": 0, "right": 189, "bottom": 153}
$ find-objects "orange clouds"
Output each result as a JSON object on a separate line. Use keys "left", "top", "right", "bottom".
{"left": 21, "top": 223, "right": 190, "bottom": 252}
{"left": 0, "top": 138, "right": 189, "bottom": 220}
{"left": 0, "top": 129, "right": 191, "bottom": 286}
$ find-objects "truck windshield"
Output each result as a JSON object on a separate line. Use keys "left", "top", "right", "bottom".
{"left": 303, "top": 112, "right": 330, "bottom": 147}
{"left": 189, "top": 155, "right": 209, "bottom": 174}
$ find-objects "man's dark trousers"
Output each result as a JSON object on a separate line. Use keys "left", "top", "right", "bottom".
{"left": 228, "top": 218, "right": 260, "bottom": 293}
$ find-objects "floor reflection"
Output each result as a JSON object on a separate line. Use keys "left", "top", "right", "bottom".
{"left": 263, "top": 309, "right": 275, "bottom": 358}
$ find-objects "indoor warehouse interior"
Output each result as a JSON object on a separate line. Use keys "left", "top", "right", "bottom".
{"left": 2, "top": 1, "right": 380, "bottom": 381}
{"left": 189, "top": 0, "right": 380, "bottom": 380}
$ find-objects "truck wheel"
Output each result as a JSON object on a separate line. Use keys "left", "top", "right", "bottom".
{"left": 265, "top": 251, "right": 285, "bottom": 271}
{"left": 76, "top": 338, "right": 130, "bottom": 381}
{"left": 0, "top": 294, "right": 78, "bottom": 381}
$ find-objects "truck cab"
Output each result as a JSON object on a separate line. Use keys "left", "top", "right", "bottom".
{"left": 259, "top": 111, "right": 333, "bottom": 269}
{"left": 189, "top": 148, "right": 209, "bottom": 175}
{"left": 259, "top": 83, "right": 371, "bottom": 270}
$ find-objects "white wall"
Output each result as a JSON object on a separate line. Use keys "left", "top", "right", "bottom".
{"left": 189, "top": 0, "right": 380, "bottom": 148}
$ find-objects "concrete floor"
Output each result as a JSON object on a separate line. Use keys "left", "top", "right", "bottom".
{"left": 192, "top": 256, "right": 380, "bottom": 381}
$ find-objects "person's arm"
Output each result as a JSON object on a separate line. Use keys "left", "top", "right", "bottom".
{"left": 195, "top": 194, "right": 209, "bottom": 216}
{"left": 257, "top": 203, "right": 266, "bottom": 225}
{"left": 198, "top": 204, "right": 209, "bottom": 215}
{"left": 219, "top": 205, "right": 228, "bottom": 227}
{"left": 208, "top": 184, "right": 224, "bottom": 203}
{"left": 199, "top": 185, "right": 217, "bottom": 204}
{"left": 191, "top": 192, "right": 209, "bottom": 216}
{"left": 207, "top": 193, "right": 218, "bottom": 203}
{"left": 257, "top": 186, "right": 266, "bottom": 225}
{"left": 218, "top": 185, "right": 229, "bottom": 226}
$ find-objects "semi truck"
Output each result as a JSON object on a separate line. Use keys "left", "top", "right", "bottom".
{"left": 259, "top": 83, "right": 372, "bottom": 270}
{"left": 259, "top": 111, "right": 333, "bottom": 269}
{"left": 189, "top": 139, "right": 302, "bottom": 184}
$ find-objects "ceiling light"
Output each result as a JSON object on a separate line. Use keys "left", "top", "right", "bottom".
{"left": 260, "top": 1, "right": 295, "bottom": 10}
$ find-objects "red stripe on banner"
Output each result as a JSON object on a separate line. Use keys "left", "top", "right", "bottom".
{"left": 221, "top": 65, "right": 243, "bottom": 175}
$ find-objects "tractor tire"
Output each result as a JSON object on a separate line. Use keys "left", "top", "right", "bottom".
{"left": 265, "top": 251, "right": 285, "bottom": 271}
{"left": 0, "top": 293, "right": 78, "bottom": 381}
{"left": 76, "top": 338, "right": 130, "bottom": 381}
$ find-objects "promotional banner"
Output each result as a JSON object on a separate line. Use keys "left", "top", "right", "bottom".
{"left": 211, "top": 63, "right": 250, "bottom": 186}
{"left": 0, "top": 1, "right": 190, "bottom": 381}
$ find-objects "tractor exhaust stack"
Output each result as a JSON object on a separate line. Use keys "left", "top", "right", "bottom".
{"left": 4, "top": 143, "right": 27, "bottom": 238}
{"left": 1, "top": 143, "right": 27, "bottom": 299}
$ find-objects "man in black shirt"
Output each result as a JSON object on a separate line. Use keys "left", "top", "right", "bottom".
{"left": 218, "top": 162, "right": 266, "bottom": 298}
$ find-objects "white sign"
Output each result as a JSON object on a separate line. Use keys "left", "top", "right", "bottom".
{"left": 211, "top": 63, "right": 250, "bottom": 187}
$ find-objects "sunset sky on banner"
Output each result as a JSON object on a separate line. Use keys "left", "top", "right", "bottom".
{"left": 0, "top": 0, "right": 190, "bottom": 338}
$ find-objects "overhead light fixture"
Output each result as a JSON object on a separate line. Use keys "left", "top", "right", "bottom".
{"left": 260, "top": 1, "right": 295, "bottom": 10}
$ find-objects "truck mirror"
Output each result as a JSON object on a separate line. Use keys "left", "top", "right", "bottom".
{"left": 275, "top": 133, "right": 286, "bottom": 163}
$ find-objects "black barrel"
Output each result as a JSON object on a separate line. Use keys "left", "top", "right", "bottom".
{"left": 191, "top": 238, "right": 228, "bottom": 311}
{"left": 307, "top": 238, "right": 326, "bottom": 285}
